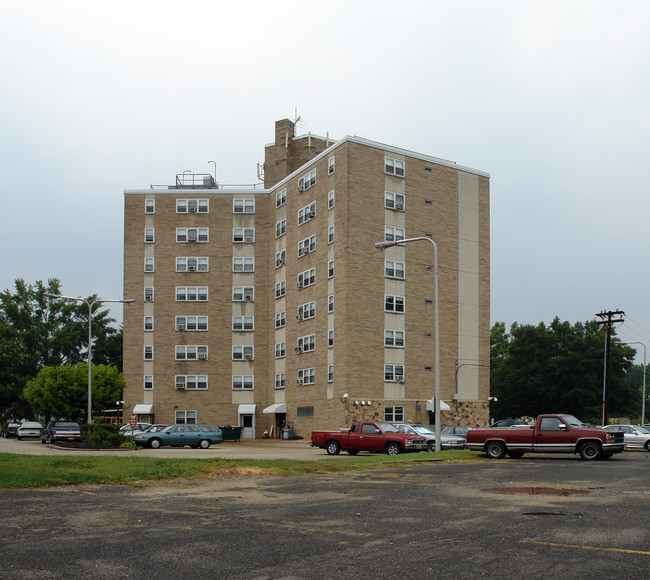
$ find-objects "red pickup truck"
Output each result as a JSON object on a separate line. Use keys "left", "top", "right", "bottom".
{"left": 311, "top": 421, "right": 428, "bottom": 455}
{"left": 467, "top": 414, "right": 625, "bottom": 461}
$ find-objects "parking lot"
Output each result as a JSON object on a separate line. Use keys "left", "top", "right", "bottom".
{"left": 1, "top": 437, "right": 649, "bottom": 579}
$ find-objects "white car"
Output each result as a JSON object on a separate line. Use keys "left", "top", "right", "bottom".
{"left": 17, "top": 422, "right": 44, "bottom": 440}
{"left": 119, "top": 423, "right": 152, "bottom": 437}
{"left": 602, "top": 424, "right": 650, "bottom": 451}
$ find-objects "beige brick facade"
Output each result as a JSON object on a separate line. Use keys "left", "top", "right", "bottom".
{"left": 122, "top": 120, "right": 491, "bottom": 437}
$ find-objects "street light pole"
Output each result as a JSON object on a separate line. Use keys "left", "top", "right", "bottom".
{"left": 44, "top": 293, "right": 135, "bottom": 423}
{"left": 375, "top": 236, "right": 441, "bottom": 452}
{"left": 618, "top": 341, "right": 647, "bottom": 424}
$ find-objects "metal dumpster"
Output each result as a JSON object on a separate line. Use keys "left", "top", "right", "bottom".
{"left": 219, "top": 426, "right": 242, "bottom": 441}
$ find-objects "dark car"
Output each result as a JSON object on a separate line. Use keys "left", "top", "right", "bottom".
{"left": 133, "top": 424, "right": 223, "bottom": 449}
{"left": 40, "top": 421, "right": 81, "bottom": 444}
{"left": 490, "top": 419, "right": 526, "bottom": 428}
{"left": 2, "top": 421, "right": 21, "bottom": 438}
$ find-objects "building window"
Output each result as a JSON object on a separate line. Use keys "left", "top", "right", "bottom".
{"left": 328, "top": 156, "right": 335, "bottom": 175}
{"left": 144, "top": 316, "right": 153, "bottom": 331}
{"left": 145, "top": 228, "right": 155, "bottom": 243}
{"left": 298, "top": 202, "right": 317, "bottom": 225}
{"left": 275, "top": 311, "right": 286, "bottom": 329}
{"left": 276, "top": 188, "right": 287, "bottom": 208}
{"left": 177, "top": 199, "right": 208, "bottom": 213}
{"left": 385, "top": 191, "right": 405, "bottom": 210}
{"left": 328, "top": 189, "right": 335, "bottom": 209}
{"left": 275, "top": 373, "right": 285, "bottom": 390}
{"left": 176, "top": 316, "right": 208, "bottom": 331}
{"left": 144, "top": 257, "right": 154, "bottom": 272}
{"left": 276, "top": 250, "right": 286, "bottom": 268}
{"left": 175, "top": 410, "right": 198, "bottom": 423}
{"left": 328, "top": 364, "right": 334, "bottom": 382}
{"left": 298, "top": 169, "right": 316, "bottom": 192}
{"left": 233, "top": 199, "right": 255, "bottom": 213}
{"left": 232, "top": 345, "right": 254, "bottom": 360}
{"left": 385, "top": 295, "right": 405, "bottom": 313}
{"left": 384, "top": 365, "right": 404, "bottom": 381}
{"left": 233, "top": 316, "right": 254, "bottom": 331}
{"left": 233, "top": 228, "right": 255, "bottom": 243}
{"left": 328, "top": 294, "right": 334, "bottom": 313}
{"left": 275, "top": 342, "right": 286, "bottom": 358}
{"left": 384, "top": 406, "right": 404, "bottom": 422}
{"left": 385, "top": 157, "right": 405, "bottom": 177}
{"left": 385, "top": 260, "right": 405, "bottom": 279}
{"left": 297, "top": 301, "right": 316, "bottom": 321}
{"left": 175, "top": 376, "right": 207, "bottom": 390}
{"left": 297, "top": 368, "right": 316, "bottom": 385}
{"left": 144, "top": 287, "right": 154, "bottom": 302}
{"left": 297, "top": 406, "right": 314, "bottom": 417}
{"left": 385, "top": 226, "right": 405, "bottom": 242}
{"left": 176, "top": 228, "right": 209, "bottom": 243}
{"left": 328, "top": 260, "right": 334, "bottom": 278}
{"left": 298, "top": 234, "right": 316, "bottom": 257}
{"left": 297, "top": 268, "right": 315, "bottom": 289}
{"left": 144, "top": 375, "right": 153, "bottom": 390}
{"left": 145, "top": 199, "right": 155, "bottom": 213}
{"left": 297, "top": 334, "right": 315, "bottom": 353}
{"left": 275, "top": 280, "right": 286, "bottom": 299}
{"left": 144, "top": 345, "right": 153, "bottom": 360}
{"left": 328, "top": 225, "right": 334, "bottom": 244}
{"left": 232, "top": 375, "right": 254, "bottom": 390}
{"left": 385, "top": 330, "right": 405, "bottom": 347}
{"left": 328, "top": 330, "right": 334, "bottom": 347}
{"left": 276, "top": 218, "right": 286, "bottom": 238}
{"left": 233, "top": 287, "right": 254, "bottom": 302}
{"left": 175, "top": 345, "right": 208, "bottom": 360}
{"left": 233, "top": 257, "right": 255, "bottom": 272}
{"left": 176, "top": 286, "right": 208, "bottom": 301}
{"left": 176, "top": 257, "right": 208, "bottom": 272}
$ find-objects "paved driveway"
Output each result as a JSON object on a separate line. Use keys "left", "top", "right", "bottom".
{"left": 1, "top": 444, "right": 648, "bottom": 579}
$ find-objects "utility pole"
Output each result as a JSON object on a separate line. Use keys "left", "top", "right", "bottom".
{"left": 595, "top": 310, "right": 625, "bottom": 425}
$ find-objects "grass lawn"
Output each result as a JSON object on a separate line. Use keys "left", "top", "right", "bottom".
{"left": 0, "top": 450, "right": 478, "bottom": 489}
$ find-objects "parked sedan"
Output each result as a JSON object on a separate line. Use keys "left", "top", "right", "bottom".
{"left": 602, "top": 424, "right": 650, "bottom": 451}
{"left": 393, "top": 424, "right": 467, "bottom": 451}
{"left": 119, "top": 423, "right": 152, "bottom": 437}
{"left": 40, "top": 421, "right": 81, "bottom": 444}
{"left": 141, "top": 424, "right": 168, "bottom": 434}
{"left": 133, "top": 424, "right": 223, "bottom": 449}
{"left": 2, "top": 421, "right": 20, "bottom": 438}
{"left": 16, "top": 422, "right": 43, "bottom": 440}
{"left": 441, "top": 426, "right": 472, "bottom": 437}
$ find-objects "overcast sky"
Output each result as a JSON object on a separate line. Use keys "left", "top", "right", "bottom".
{"left": 1, "top": 1, "right": 649, "bottom": 359}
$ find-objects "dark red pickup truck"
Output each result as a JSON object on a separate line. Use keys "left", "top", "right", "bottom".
{"left": 311, "top": 421, "right": 428, "bottom": 455}
{"left": 467, "top": 414, "right": 625, "bottom": 461}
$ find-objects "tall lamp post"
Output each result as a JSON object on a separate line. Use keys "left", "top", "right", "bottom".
{"left": 618, "top": 341, "right": 647, "bottom": 425}
{"left": 44, "top": 293, "right": 135, "bottom": 423}
{"left": 375, "top": 236, "right": 441, "bottom": 452}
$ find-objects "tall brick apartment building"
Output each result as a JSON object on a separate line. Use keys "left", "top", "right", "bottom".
{"left": 122, "top": 119, "right": 490, "bottom": 438}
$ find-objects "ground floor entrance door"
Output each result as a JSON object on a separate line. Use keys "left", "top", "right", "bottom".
{"left": 239, "top": 414, "right": 255, "bottom": 439}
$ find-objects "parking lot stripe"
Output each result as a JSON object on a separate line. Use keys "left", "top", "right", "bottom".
{"left": 520, "top": 540, "right": 650, "bottom": 556}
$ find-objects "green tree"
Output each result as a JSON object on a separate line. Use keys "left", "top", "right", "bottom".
{"left": 0, "top": 278, "right": 122, "bottom": 419}
{"left": 490, "top": 318, "right": 637, "bottom": 423}
{"left": 24, "top": 363, "right": 126, "bottom": 422}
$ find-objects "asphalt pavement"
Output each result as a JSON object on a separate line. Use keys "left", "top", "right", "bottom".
{"left": 1, "top": 439, "right": 649, "bottom": 579}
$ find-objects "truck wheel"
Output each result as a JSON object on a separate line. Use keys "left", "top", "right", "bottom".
{"left": 385, "top": 442, "right": 401, "bottom": 455}
{"left": 579, "top": 441, "right": 602, "bottom": 461}
{"left": 485, "top": 441, "right": 506, "bottom": 459}
{"left": 507, "top": 451, "right": 525, "bottom": 459}
{"left": 326, "top": 440, "right": 341, "bottom": 455}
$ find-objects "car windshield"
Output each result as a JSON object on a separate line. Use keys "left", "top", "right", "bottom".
{"left": 562, "top": 415, "right": 586, "bottom": 428}
{"left": 413, "top": 426, "right": 435, "bottom": 435}
{"left": 198, "top": 425, "right": 220, "bottom": 432}
{"left": 376, "top": 422, "right": 400, "bottom": 433}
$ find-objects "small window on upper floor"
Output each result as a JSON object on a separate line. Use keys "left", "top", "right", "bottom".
{"left": 145, "top": 228, "right": 155, "bottom": 243}
{"left": 276, "top": 189, "right": 286, "bottom": 208}
{"left": 298, "top": 169, "right": 316, "bottom": 193}
{"left": 177, "top": 199, "right": 209, "bottom": 213}
{"left": 328, "top": 190, "right": 335, "bottom": 210}
{"left": 385, "top": 191, "right": 405, "bottom": 211}
{"left": 233, "top": 199, "right": 255, "bottom": 214}
{"left": 385, "top": 157, "right": 404, "bottom": 177}
{"left": 328, "top": 156, "right": 335, "bottom": 175}
{"left": 145, "top": 199, "right": 155, "bottom": 213}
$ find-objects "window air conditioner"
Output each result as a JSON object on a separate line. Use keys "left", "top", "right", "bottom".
{"left": 189, "top": 207, "right": 197, "bottom": 213}
{"left": 297, "top": 281, "right": 303, "bottom": 289}
{"left": 188, "top": 235, "right": 197, "bottom": 242}
{"left": 145, "top": 295, "right": 153, "bottom": 302}
{"left": 175, "top": 383, "right": 185, "bottom": 390}
{"left": 303, "top": 246, "right": 310, "bottom": 254}
{"left": 295, "top": 346, "right": 303, "bottom": 354}
{"left": 297, "top": 184, "right": 305, "bottom": 193}
{"left": 177, "top": 324, "right": 185, "bottom": 331}
{"left": 198, "top": 353, "right": 207, "bottom": 360}
{"left": 395, "top": 375, "right": 404, "bottom": 382}
{"left": 309, "top": 211, "right": 316, "bottom": 218}
{"left": 244, "top": 294, "right": 253, "bottom": 301}
{"left": 188, "top": 265, "right": 197, "bottom": 271}
{"left": 245, "top": 236, "right": 254, "bottom": 242}
{"left": 278, "top": 258, "right": 285, "bottom": 266}
{"left": 244, "top": 354, "right": 253, "bottom": 361}
{"left": 296, "top": 314, "right": 302, "bottom": 321}
{"left": 395, "top": 203, "right": 404, "bottom": 211}
{"left": 297, "top": 378, "right": 303, "bottom": 385}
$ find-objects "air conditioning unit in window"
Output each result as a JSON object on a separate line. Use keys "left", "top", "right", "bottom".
{"left": 145, "top": 295, "right": 153, "bottom": 302}
{"left": 309, "top": 211, "right": 316, "bottom": 219}
{"left": 295, "top": 346, "right": 303, "bottom": 354}
{"left": 395, "top": 375, "right": 404, "bottom": 383}
{"left": 244, "top": 294, "right": 253, "bottom": 301}
{"left": 395, "top": 203, "right": 404, "bottom": 211}
{"left": 296, "top": 314, "right": 302, "bottom": 321}
{"left": 297, "top": 281, "right": 303, "bottom": 289}
{"left": 302, "top": 246, "right": 310, "bottom": 254}
{"left": 297, "top": 184, "right": 305, "bottom": 193}
{"left": 198, "top": 353, "right": 207, "bottom": 360}
{"left": 189, "top": 207, "right": 197, "bottom": 213}
{"left": 188, "top": 265, "right": 197, "bottom": 271}
{"left": 244, "top": 354, "right": 253, "bottom": 361}
{"left": 175, "top": 383, "right": 185, "bottom": 390}
{"left": 177, "top": 324, "right": 185, "bottom": 331}
{"left": 245, "top": 236, "right": 254, "bottom": 242}
{"left": 297, "top": 378, "right": 303, "bottom": 385}
{"left": 188, "top": 235, "right": 197, "bottom": 242}
{"left": 278, "top": 258, "right": 285, "bottom": 266}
